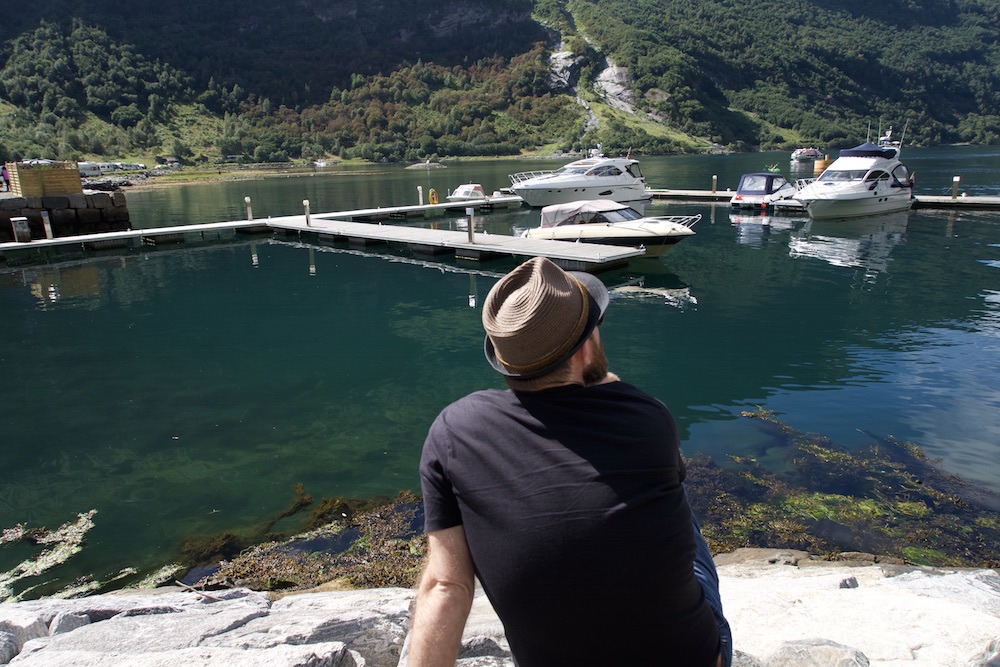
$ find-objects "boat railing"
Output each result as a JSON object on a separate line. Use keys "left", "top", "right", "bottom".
{"left": 509, "top": 170, "right": 555, "bottom": 184}
{"left": 650, "top": 213, "right": 702, "bottom": 228}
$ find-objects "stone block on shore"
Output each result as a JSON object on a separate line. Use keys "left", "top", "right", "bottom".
{"left": 88, "top": 192, "right": 114, "bottom": 209}
{"left": 1, "top": 557, "right": 998, "bottom": 666}
{"left": 0, "top": 196, "right": 27, "bottom": 210}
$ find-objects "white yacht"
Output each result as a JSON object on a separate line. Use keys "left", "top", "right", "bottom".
{"left": 793, "top": 129, "right": 914, "bottom": 220}
{"left": 520, "top": 199, "right": 698, "bottom": 258}
{"left": 791, "top": 147, "right": 825, "bottom": 161}
{"left": 508, "top": 155, "right": 652, "bottom": 207}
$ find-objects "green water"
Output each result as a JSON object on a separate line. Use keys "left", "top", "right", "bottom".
{"left": 2, "top": 148, "right": 999, "bottom": 596}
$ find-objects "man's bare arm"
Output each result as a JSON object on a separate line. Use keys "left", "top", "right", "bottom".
{"left": 408, "top": 525, "right": 476, "bottom": 667}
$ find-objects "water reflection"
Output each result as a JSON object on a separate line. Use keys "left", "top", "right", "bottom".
{"left": 729, "top": 210, "right": 804, "bottom": 247}
{"left": 789, "top": 211, "right": 909, "bottom": 277}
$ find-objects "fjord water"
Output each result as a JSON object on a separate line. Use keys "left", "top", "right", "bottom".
{"left": 2, "top": 147, "right": 999, "bottom": 597}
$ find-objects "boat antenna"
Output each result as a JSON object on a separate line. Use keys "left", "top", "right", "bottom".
{"left": 866, "top": 120, "right": 872, "bottom": 142}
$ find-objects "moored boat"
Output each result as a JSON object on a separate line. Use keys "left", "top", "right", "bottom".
{"left": 793, "top": 128, "right": 914, "bottom": 220}
{"left": 791, "top": 147, "right": 825, "bottom": 161}
{"left": 446, "top": 183, "right": 488, "bottom": 202}
{"left": 730, "top": 172, "right": 798, "bottom": 210}
{"left": 508, "top": 155, "right": 652, "bottom": 208}
{"left": 520, "top": 199, "right": 698, "bottom": 258}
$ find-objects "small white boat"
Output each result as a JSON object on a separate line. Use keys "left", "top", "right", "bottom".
{"left": 730, "top": 172, "right": 799, "bottom": 210}
{"left": 791, "top": 147, "right": 825, "bottom": 161}
{"left": 509, "top": 155, "right": 652, "bottom": 208}
{"left": 446, "top": 183, "right": 488, "bottom": 202}
{"left": 521, "top": 199, "right": 698, "bottom": 258}
{"left": 793, "top": 128, "right": 914, "bottom": 220}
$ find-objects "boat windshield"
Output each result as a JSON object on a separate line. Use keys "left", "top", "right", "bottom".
{"left": 552, "top": 165, "right": 591, "bottom": 176}
{"left": 818, "top": 169, "right": 867, "bottom": 182}
{"left": 553, "top": 206, "right": 643, "bottom": 226}
{"left": 602, "top": 207, "right": 644, "bottom": 222}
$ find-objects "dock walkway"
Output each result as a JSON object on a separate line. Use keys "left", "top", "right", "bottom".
{"left": 649, "top": 188, "right": 1000, "bottom": 210}
{"left": 0, "top": 198, "right": 642, "bottom": 272}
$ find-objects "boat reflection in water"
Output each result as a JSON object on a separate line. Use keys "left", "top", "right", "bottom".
{"left": 788, "top": 211, "right": 910, "bottom": 279}
{"left": 729, "top": 210, "right": 805, "bottom": 247}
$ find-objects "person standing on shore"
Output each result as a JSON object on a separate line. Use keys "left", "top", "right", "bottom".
{"left": 1, "top": 164, "right": 9, "bottom": 192}
{"left": 411, "top": 256, "right": 731, "bottom": 666}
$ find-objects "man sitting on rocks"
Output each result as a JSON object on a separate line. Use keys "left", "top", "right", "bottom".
{"left": 410, "top": 256, "right": 732, "bottom": 666}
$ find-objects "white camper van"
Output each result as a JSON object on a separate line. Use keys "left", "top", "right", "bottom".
{"left": 78, "top": 162, "right": 102, "bottom": 177}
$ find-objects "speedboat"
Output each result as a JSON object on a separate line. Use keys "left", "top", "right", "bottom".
{"left": 730, "top": 172, "right": 798, "bottom": 210}
{"left": 520, "top": 199, "right": 698, "bottom": 258}
{"left": 446, "top": 183, "right": 488, "bottom": 202}
{"left": 791, "top": 147, "right": 825, "bottom": 161}
{"left": 508, "top": 155, "right": 652, "bottom": 207}
{"left": 793, "top": 129, "right": 914, "bottom": 220}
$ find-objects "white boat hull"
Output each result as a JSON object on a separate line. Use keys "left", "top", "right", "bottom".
{"left": 797, "top": 187, "right": 912, "bottom": 220}
{"left": 523, "top": 222, "right": 693, "bottom": 258}
{"left": 513, "top": 183, "right": 652, "bottom": 208}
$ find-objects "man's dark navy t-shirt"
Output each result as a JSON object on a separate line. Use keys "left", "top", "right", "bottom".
{"left": 419, "top": 381, "right": 720, "bottom": 666}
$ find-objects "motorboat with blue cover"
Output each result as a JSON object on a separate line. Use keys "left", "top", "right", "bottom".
{"left": 730, "top": 172, "right": 798, "bottom": 210}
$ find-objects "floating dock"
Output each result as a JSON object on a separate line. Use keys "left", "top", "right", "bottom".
{"left": 649, "top": 188, "right": 1000, "bottom": 210}
{"left": 0, "top": 197, "right": 642, "bottom": 272}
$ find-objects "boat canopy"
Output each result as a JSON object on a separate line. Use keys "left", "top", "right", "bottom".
{"left": 839, "top": 142, "right": 898, "bottom": 159}
{"left": 539, "top": 199, "right": 639, "bottom": 228}
{"left": 736, "top": 172, "right": 790, "bottom": 195}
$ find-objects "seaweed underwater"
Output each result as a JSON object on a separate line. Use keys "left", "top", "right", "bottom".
{"left": 4, "top": 410, "right": 998, "bottom": 602}
{"left": 686, "top": 409, "right": 1000, "bottom": 568}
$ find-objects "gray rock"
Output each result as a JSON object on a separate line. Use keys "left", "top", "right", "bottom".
{"left": 3, "top": 587, "right": 410, "bottom": 667}
{"left": 767, "top": 638, "right": 870, "bottom": 666}
{"left": 49, "top": 612, "right": 90, "bottom": 635}
{"left": 974, "top": 637, "right": 1000, "bottom": 666}
{"left": 0, "top": 610, "right": 48, "bottom": 662}
{"left": 731, "top": 648, "right": 767, "bottom": 667}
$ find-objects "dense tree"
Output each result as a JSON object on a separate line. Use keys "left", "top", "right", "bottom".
{"left": 1, "top": 0, "right": 999, "bottom": 163}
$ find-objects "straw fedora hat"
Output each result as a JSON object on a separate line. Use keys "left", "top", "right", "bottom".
{"left": 482, "top": 257, "right": 609, "bottom": 379}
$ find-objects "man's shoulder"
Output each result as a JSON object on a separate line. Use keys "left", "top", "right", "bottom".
{"left": 436, "top": 388, "right": 513, "bottom": 419}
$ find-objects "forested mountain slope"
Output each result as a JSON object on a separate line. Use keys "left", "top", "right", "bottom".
{"left": 1, "top": 0, "right": 998, "bottom": 164}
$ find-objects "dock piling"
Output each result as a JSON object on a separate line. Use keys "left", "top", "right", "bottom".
{"left": 245, "top": 196, "right": 253, "bottom": 220}
{"left": 712, "top": 175, "right": 718, "bottom": 194}
{"left": 466, "top": 207, "right": 475, "bottom": 244}
{"left": 41, "top": 211, "right": 54, "bottom": 239}
{"left": 303, "top": 199, "right": 311, "bottom": 226}
{"left": 417, "top": 186, "right": 424, "bottom": 205}
{"left": 952, "top": 176, "right": 961, "bottom": 199}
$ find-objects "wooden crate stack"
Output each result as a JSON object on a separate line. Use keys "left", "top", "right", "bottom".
{"left": 6, "top": 161, "right": 83, "bottom": 196}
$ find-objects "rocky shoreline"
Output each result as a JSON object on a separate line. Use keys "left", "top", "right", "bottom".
{"left": 2, "top": 548, "right": 997, "bottom": 667}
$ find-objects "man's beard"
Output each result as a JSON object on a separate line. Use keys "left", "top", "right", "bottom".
{"left": 582, "top": 337, "right": 609, "bottom": 385}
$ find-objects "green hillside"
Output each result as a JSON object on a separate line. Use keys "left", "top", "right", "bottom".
{"left": 1, "top": 0, "right": 998, "bottom": 165}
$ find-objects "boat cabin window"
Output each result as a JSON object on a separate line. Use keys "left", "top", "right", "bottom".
{"left": 818, "top": 169, "right": 867, "bottom": 182}
{"left": 739, "top": 174, "right": 769, "bottom": 193}
{"left": 739, "top": 174, "right": 787, "bottom": 193}
{"left": 892, "top": 164, "right": 912, "bottom": 185}
{"left": 864, "top": 170, "right": 891, "bottom": 183}
{"left": 589, "top": 166, "right": 623, "bottom": 177}
{"left": 626, "top": 164, "right": 644, "bottom": 179}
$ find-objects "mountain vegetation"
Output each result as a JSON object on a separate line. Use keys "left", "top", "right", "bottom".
{"left": 1, "top": 0, "right": 998, "bottom": 166}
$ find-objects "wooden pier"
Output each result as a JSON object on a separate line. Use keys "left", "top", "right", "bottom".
{"left": 649, "top": 188, "right": 1000, "bottom": 210}
{"left": 0, "top": 198, "right": 642, "bottom": 272}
